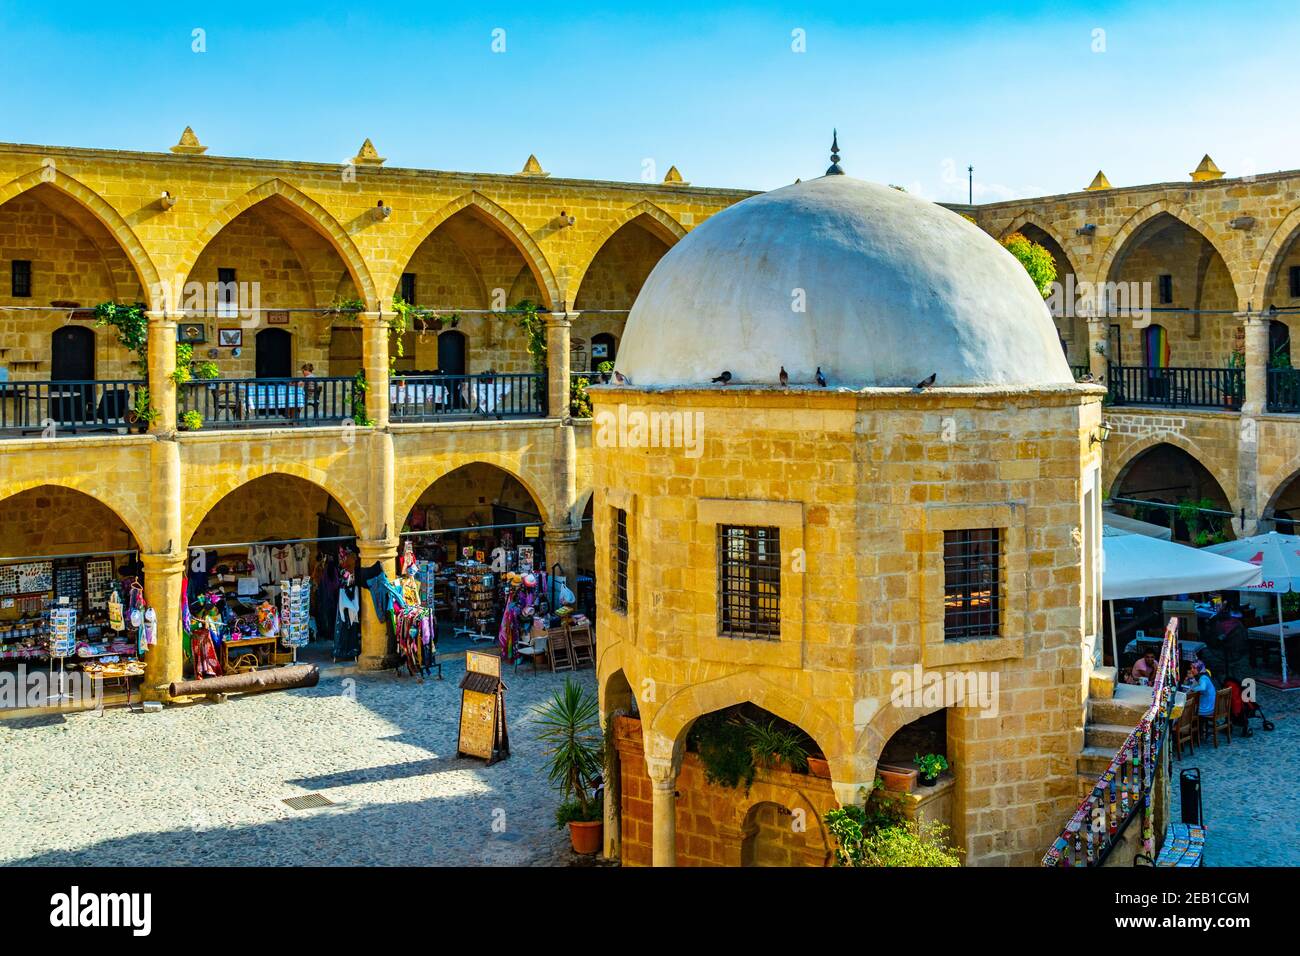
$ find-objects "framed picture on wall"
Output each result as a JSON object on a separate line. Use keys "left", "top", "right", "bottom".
{"left": 218, "top": 328, "right": 243, "bottom": 347}
{"left": 177, "top": 322, "right": 207, "bottom": 344}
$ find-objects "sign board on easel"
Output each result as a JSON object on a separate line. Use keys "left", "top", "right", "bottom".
{"left": 457, "top": 650, "right": 509, "bottom": 764}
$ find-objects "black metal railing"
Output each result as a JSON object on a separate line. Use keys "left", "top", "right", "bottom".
{"left": 180, "top": 376, "right": 355, "bottom": 428}
{"left": 388, "top": 373, "right": 545, "bottom": 423}
{"left": 1267, "top": 367, "right": 1300, "bottom": 413}
{"left": 1108, "top": 365, "right": 1243, "bottom": 410}
{"left": 0, "top": 380, "right": 145, "bottom": 437}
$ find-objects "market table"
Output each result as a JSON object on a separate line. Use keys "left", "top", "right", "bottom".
{"left": 221, "top": 635, "right": 279, "bottom": 672}
{"left": 82, "top": 661, "right": 145, "bottom": 711}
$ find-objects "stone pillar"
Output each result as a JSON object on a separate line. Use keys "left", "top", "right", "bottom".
{"left": 544, "top": 525, "right": 581, "bottom": 585}
{"left": 1241, "top": 314, "right": 1269, "bottom": 417}
{"left": 1238, "top": 313, "right": 1268, "bottom": 535}
{"left": 141, "top": 552, "right": 186, "bottom": 701}
{"left": 545, "top": 312, "right": 573, "bottom": 419}
{"left": 646, "top": 756, "right": 678, "bottom": 867}
{"left": 602, "top": 756, "right": 622, "bottom": 860}
{"left": 1086, "top": 318, "right": 1109, "bottom": 384}
{"left": 146, "top": 310, "right": 178, "bottom": 434}
{"left": 359, "top": 310, "right": 390, "bottom": 428}
{"left": 357, "top": 538, "right": 398, "bottom": 670}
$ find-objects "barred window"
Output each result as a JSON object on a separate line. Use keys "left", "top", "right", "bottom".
{"left": 401, "top": 272, "right": 417, "bottom": 305}
{"left": 11, "top": 260, "right": 32, "bottom": 298}
{"left": 612, "top": 507, "right": 628, "bottom": 614}
{"left": 718, "top": 525, "right": 780, "bottom": 638}
{"left": 943, "top": 529, "right": 1001, "bottom": 639}
{"left": 1157, "top": 274, "right": 1173, "bottom": 305}
{"left": 1290, "top": 265, "right": 1300, "bottom": 299}
{"left": 217, "top": 267, "right": 237, "bottom": 317}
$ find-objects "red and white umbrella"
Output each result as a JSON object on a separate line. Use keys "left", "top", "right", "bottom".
{"left": 1204, "top": 531, "right": 1300, "bottom": 683}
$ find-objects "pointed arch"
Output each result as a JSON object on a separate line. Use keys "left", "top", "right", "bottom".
{"left": 1250, "top": 204, "right": 1300, "bottom": 306}
{"left": 181, "top": 465, "right": 370, "bottom": 544}
{"left": 568, "top": 201, "right": 686, "bottom": 307}
{"left": 390, "top": 192, "right": 561, "bottom": 310}
{"left": 1095, "top": 199, "right": 1245, "bottom": 306}
{"left": 998, "top": 211, "right": 1077, "bottom": 263}
{"left": 0, "top": 167, "right": 163, "bottom": 309}
{"left": 0, "top": 478, "right": 151, "bottom": 553}
{"left": 175, "top": 179, "right": 379, "bottom": 311}
{"left": 393, "top": 457, "right": 553, "bottom": 537}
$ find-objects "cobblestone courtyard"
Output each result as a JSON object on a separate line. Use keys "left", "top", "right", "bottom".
{"left": 1171, "top": 683, "right": 1300, "bottom": 866}
{"left": 0, "top": 664, "right": 598, "bottom": 866}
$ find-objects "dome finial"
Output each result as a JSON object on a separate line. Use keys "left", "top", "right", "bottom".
{"left": 826, "top": 129, "right": 844, "bottom": 175}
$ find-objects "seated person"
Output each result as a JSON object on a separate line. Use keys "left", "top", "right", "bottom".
{"left": 1131, "top": 650, "right": 1157, "bottom": 683}
{"left": 1184, "top": 661, "right": 1216, "bottom": 718}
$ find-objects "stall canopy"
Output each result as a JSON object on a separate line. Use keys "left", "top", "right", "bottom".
{"left": 1204, "top": 531, "right": 1300, "bottom": 683}
{"left": 1102, "top": 510, "right": 1172, "bottom": 540}
{"left": 1102, "top": 526, "right": 1260, "bottom": 601}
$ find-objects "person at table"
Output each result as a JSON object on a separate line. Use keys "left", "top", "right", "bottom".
{"left": 1131, "top": 650, "right": 1157, "bottom": 684}
{"left": 1183, "top": 661, "right": 1216, "bottom": 718}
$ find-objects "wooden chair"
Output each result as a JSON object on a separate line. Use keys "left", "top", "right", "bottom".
{"left": 1203, "top": 685, "right": 1232, "bottom": 747}
{"left": 568, "top": 620, "right": 595, "bottom": 669}
{"left": 547, "top": 625, "right": 574, "bottom": 672}
{"left": 1174, "top": 690, "right": 1199, "bottom": 759}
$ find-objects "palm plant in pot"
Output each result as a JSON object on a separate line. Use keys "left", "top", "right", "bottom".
{"left": 536, "top": 678, "right": 604, "bottom": 853}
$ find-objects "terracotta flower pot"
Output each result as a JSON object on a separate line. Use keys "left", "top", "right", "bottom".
{"left": 876, "top": 763, "right": 918, "bottom": 793}
{"left": 806, "top": 756, "right": 831, "bottom": 778}
{"left": 568, "top": 819, "right": 603, "bottom": 854}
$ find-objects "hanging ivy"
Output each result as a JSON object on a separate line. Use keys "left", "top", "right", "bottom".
{"left": 94, "top": 301, "right": 150, "bottom": 358}
{"left": 351, "top": 369, "right": 373, "bottom": 426}
{"left": 513, "top": 299, "right": 547, "bottom": 374}
{"left": 389, "top": 295, "right": 459, "bottom": 369}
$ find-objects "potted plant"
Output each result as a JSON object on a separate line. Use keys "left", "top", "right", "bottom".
{"left": 536, "top": 678, "right": 604, "bottom": 854}
{"left": 596, "top": 360, "right": 615, "bottom": 384}
{"left": 876, "top": 763, "right": 918, "bottom": 793}
{"left": 1224, "top": 350, "right": 1245, "bottom": 410}
{"left": 913, "top": 753, "right": 949, "bottom": 786}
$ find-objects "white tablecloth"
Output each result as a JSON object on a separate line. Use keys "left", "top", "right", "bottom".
{"left": 241, "top": 383, "right": 305, "bottom": 410}
{"left": 390, "top": 382, "right": 448, "bottom": 405}
{"left": 469, "top": 381, "right": 511, "bottom": 413}
{"left": 1248, "top": 620, "right": 1300, "bottom": 640}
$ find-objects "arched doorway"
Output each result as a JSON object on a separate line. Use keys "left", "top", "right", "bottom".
{"left": 437, "top": 330, "right": 467, "bottom": 375}
{"left": 399, "top": 463, "right": 547, "bottom": 645}
{"left": 0, "top": 486, "right": 143, "bottom": 685}
{"left": 1270, "top": 319, "right": 1292, "bottom": 368}
{"left": 255, "top": 328, "right": 293, "bottom": 379}
{"left": 590, "top": 332, "right": 617, "bottom": 372}
{"left": 187, "top": 474, "right": 359, "bottom": 668}
{"left": 51, "top": 326, "right": 95, "bottom": 381}
{"left": 1109, "top": 443, "right": 1233, "bottom": 544}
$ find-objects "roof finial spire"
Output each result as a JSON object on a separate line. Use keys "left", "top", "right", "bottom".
{"left": 826, "top": 129, "right": 844, "bottom": 176}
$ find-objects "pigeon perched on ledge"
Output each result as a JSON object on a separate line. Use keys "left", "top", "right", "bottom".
{"left": 815, "top": 366, "right": 827, "bottom": 387}
{"left": 711, "top": 371, "right": 732, "bottom": 385}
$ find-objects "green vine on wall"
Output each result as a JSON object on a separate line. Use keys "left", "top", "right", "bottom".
{"left": 514, "top": 299, "right": 547, "bottom": 374}
{"left": 389, "top": 296, "right": 459, "bottom": 369}
{"left": 351, "top": 369, "right": 373, "bottom": 426}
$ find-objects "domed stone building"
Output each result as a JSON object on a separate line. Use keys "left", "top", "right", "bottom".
{"left": 593, "top": 152, "right": 1109, "bottom": 866}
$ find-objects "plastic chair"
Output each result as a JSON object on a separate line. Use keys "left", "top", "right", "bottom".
{"left": 514, "top": 631, "right": 548, "bottom": 673}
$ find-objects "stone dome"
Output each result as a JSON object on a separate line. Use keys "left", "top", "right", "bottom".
{"left": 615, "top": 174, "right": 1073, "bottom": 388}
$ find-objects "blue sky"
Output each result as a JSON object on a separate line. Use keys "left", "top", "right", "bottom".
{"left": 1, "top": 1, "right": 1297, "bottom": 200}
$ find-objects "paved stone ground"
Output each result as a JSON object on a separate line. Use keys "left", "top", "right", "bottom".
{"left": 0, "top": 662, "right": 601, "bottom": 866}
{"left": 1171, "top": 682, "right": 1300, "bottom": 866}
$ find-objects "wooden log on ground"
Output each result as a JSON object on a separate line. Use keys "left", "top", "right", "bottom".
{"left": 169, "top": 664, "right": 319, "bottom": 699}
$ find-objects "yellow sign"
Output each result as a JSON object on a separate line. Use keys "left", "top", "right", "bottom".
{"left": 524, "top": 526, "right": 540, "bottom": 538}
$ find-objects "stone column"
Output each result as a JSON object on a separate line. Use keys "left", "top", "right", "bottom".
{"left": 359, "top": 310, "right": 390, "bottom": 428}
{"left": 544, "top": 525, "right": 581, "bottom": 584}
{"left": 141, "top": 551, "right": 186, "bottom": 701}
{"left": 146, "top": 310, "right": 178, "bottom": 434}
{"left": 1241, "top": 313, "right": 1269, "bottom": 417}
{"left": 357, "top": 537, "right": 398, "bottom": 670}
{"left": 545, "top": 312, "right": 573, "bottom": 419}
{"left": 1086, "top": 318, "right": 1109, "bottom": 384}
{"left": 646, "top": 756, "right": 678, "bottom": 867}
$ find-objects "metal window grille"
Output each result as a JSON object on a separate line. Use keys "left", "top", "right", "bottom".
{"left": 11, "top": 260, "right": 31, "bottom": 298}
{"left": 612, "top": 507, "right": 628, "bottom": 613}
{"left": 943, "top": 528, "right": 1001, "bottom": 639}
{"left": 401, "top": 272, "right": 417, "bottom": 305}
{"left": 717, "top": 525, "right": 780, "bottom": 639}
{"left": 217, "top": 267, "right": 237, "bottom": 318}
{"left": 1291, "top": 265, "right": 1300, "bottom": 299}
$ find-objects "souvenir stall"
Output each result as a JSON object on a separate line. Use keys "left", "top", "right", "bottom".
{"left": 0, "top": 549, "right": 151, "bottom": 703}
{"left": 181, "top": 535, "right": 358, "bottom": 676}
{"left": 354, "top": 544, "right": 437, "bottom": 679}
{"left": 494, "top": 567, "right": 594, "bottom": 669}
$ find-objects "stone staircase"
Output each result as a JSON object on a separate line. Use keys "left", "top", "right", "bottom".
{"left": 1076, "top": 671, "right": 1156, "bottom": 794}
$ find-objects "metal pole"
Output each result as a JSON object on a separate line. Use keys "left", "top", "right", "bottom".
{"left": 1278, "top": 592, "right": 1290, "bottom": 684}
{"left": 967, "top": 165, "right": 973, "bottom": 204}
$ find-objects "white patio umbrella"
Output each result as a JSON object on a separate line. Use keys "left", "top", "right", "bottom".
{"left": 1102, "top": 526, "right": 1262, "bottom": 672}
{"left": 1204, "top": 531, "right": 1300, "bottom": 683}
{"left": 1102, "top": 509, "right": 1172, "bottom": 540}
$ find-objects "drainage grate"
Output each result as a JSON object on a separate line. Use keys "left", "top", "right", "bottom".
{"left": 282, "top": 793, "right": 335, "bottom": 811}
